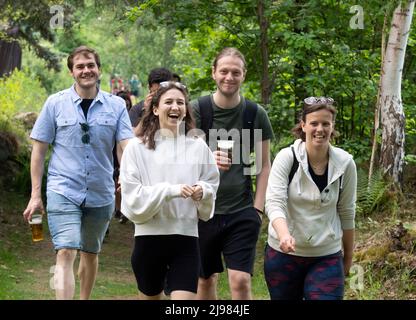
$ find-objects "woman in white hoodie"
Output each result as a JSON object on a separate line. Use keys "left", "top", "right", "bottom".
{"left": 120, "top": 82, "right": 219, "bottom": 300}
{"left": 264, "top": 97, "right": 357, "bottom": 300}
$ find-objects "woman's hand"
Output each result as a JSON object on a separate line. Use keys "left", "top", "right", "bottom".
{"left": 279, "top": 235, "right": 296, "bottom": 253}
{"left": 180, "top": 184, "right": 194, "bottom": 198}
{"left": 191, "top": 185, "right": 203, "bottom": 201}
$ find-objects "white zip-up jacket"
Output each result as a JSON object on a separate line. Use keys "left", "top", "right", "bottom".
{"left": 120, "top": 136, "right": 220, "bottom": 238}
{"left": 266, "top": 139, "right": 357, "bottom": 257}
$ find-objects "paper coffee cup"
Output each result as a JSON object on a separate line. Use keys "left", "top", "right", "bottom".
{"left": 217, "top": 140, "right": 234, "bottom": 161}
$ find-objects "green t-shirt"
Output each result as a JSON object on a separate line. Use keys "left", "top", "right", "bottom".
{"left": 191, "top": 95, "right": 274, "bottom": 215}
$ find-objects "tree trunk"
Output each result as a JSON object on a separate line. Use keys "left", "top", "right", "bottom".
{"left": 256, "top": 0, "right": 270, "bottom": 106}
{"left": 369, "top": 12, "right": 388, "bottom": 182}
{"left": 290, "top": 0, "right": 308, "bottom": 124}
{"left": 0, "top": 26, "right": 22, "bottom": 77}
{"left": 379, "top": 0, "right": 415, "bottom": 187}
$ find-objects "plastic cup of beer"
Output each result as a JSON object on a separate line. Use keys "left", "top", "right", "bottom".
{"left": 217, "top": 140, "right": 234, "bottom": 162}
{"left": 29, "top": 213, "right": 43, "bottom": 242}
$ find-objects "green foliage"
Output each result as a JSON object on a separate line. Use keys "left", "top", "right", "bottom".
{"left": 0, "top": 68, "right": 47, "bottom": 116}
{"left": 13, "top": 150, "right": 50, "bottom": 196}
{"left": 22, "top": 47, "right": 73, "bottom": 95}
{"left": 405, "top": 154, "right": 416, "bottom": 165}
{"left": 0, "top": 68, "right": 46, "bottom": 150}
{"left": 356, "top": 169, "right": 390, "bottom": 216}
{"left": 337, "top": 138, "right": 373, "bottom": 166}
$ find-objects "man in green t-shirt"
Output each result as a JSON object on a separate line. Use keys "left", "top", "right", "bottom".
{"left": 192, "top": 47, "right": 274, "bottom": 300}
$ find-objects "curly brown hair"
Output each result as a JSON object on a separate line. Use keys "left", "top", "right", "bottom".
{"left": 135, "top": 82, "right": 195, "bottom": 150}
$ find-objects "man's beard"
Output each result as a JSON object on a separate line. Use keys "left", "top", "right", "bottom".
{"left": 218, "top": 83, "right": 239, "bottom": 97}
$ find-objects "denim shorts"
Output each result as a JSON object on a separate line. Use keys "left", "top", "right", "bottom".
{"left": 46, "top": 191, "right": 114, "bottom": 254}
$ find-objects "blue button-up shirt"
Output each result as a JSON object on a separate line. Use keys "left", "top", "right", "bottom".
{"left": 31, "top": 85, "right": 134, "bottom": 207}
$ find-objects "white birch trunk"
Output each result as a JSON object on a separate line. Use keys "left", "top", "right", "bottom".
{"left": 379, "top": 0, "right": 415, "bottom": 186}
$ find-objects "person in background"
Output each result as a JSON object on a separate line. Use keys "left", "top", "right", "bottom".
{"left": 120, "top": 81, "right": 219, "bottom": 300}
{"left": 129, "top": 74, "right": 141, "bottom": 99}
{"left": 22, "top": 46, "right": 133, "bottom": 299}
{"left": 111, "top": 74, "right": 124, "bottom": 95}
{"left": 128, "top": 68, "right": 173, "bottom": 128}
{"left": 192, "top": 47, "right": 274, "bottom": 300}
{"left": 172, "top": 73, "right": 181, "bottom": 83}
{"left": 264, "top": 97, "right": 357, "bottom": 300}
{"left": 113, "top": 91, "right": 133, "bottom": 224}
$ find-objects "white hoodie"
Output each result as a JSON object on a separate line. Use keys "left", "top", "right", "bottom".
{"left": 120, "top": 135, "right": 219, "bottom": 238}
{"left": 266, "top": 139, "right": 357, "bottom": 257}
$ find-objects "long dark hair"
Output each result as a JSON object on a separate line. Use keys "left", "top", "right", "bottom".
{"left": 292, "top": 97, "right": 339, "bottom": 141}
{"left": 136, "top": 82, "right": 195, "bottom": 150}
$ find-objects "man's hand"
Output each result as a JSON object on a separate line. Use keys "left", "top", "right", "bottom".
{"left": 143, "top": 91, "right": 155, "bottom": 110}
{"left": 213, "top": 150, "right": 231, "bottom": 171}
{"left": 23, "top": 197, "right": 45, "bottom": 222}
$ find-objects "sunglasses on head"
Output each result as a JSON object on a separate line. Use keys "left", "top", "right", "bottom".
{"left": 79, "top": 122, "right": 90, "bottom": 144}
{"left": 304, "top": 96, "right": 334, "bottom": 105}
{"left": 159, "top": 81, "right": 187, "bottom": 90}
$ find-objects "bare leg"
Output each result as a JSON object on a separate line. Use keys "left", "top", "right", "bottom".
{"left": 196, "top": 273, "right": 218, "bottom": 300}
{"left": 228, "top": 269, "right": 252, "bottom": 300}
{"left": 78, "top": 251, "right": 98, "bottom": 300}
{"left": 171, "top": 290, "right": 196, "bottom": 300}
{"left": 55, "top": 249, "right": 77, "bottom": 300}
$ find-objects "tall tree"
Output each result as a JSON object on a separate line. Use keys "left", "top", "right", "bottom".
{"left": 379, "top": 0, "right": 415, "bottom": 187}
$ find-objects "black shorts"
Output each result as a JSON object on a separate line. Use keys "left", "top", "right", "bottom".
{"left": 131, "top": 234, "right": 200, "bottom": 296}
{"left": 198, "top": 207, "right": 262, "bottom": 278}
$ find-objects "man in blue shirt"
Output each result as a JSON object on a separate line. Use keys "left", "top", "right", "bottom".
{"left": 23, "top": 46, "right": 133, "bottom": 300}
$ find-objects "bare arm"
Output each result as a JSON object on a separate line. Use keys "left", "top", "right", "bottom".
{"left": 272, "top": 217, "right": 296, "bottom": 253}
{"left": 22, "top": 140, "right": 49, "bottom": 221}
{"left": 254, "top": 139, "right": 271, "bottom": 216}
{"left": 342, "top": 229, "right": 355, "bottom": 275}
{"left": 117, "top": 139, "right": 130, "bottom": 164}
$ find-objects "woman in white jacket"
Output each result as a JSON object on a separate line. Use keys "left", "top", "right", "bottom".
{"left": 120, "top": 82, "right": 219, "bottom": 300}
{"left": 264, "top": 97, "right": 357, "bottom": 300}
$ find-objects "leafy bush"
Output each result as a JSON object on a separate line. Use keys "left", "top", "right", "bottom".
{"left": 0, "top": 68, "right": 47, "bottom": 143}
{"left": 13, "top": 150, "right": 50, "bottom": 196}
{"left": 356, "top": 169, "right": 391, "bottom": 216}
{"left": 0, "top": 68, "right": 48, "bottom": 191}
{"left": 22, "top": 48, "right": 73, "bottom": 95}
{"left": 0, "top": 68, "right": 47, "bottom": 116}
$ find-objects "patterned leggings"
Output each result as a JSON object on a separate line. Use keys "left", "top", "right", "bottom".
{"left": 264, "top": 244, "right": 345, "bottom": 300}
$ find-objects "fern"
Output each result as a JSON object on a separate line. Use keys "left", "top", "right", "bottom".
{"left": 356, "top": 169, "right": 389, "bottom": 216}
